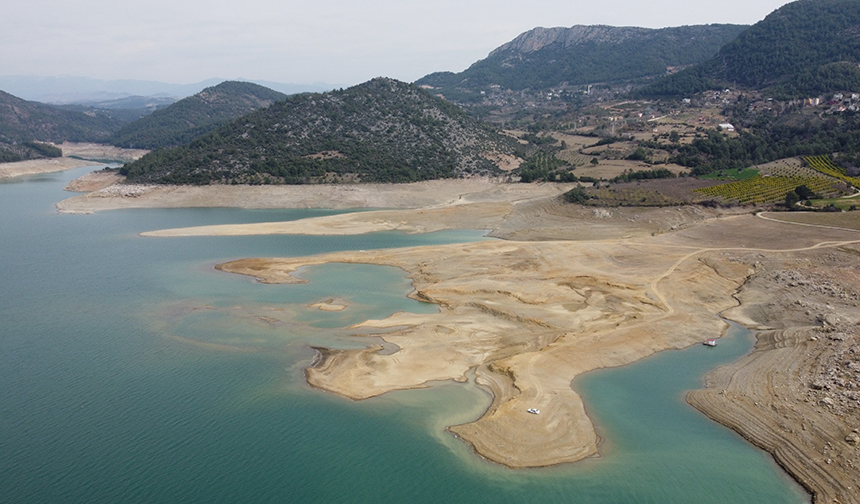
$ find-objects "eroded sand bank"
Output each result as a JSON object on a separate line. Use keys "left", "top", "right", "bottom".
{"left": 211, "top": 223, "right": 757, "bottom": 467}
{"left": 124, "top": 179, "right": 859, "bottom": 497}
{"left": 688, "top": 242, "right": 860, "bottom": 504}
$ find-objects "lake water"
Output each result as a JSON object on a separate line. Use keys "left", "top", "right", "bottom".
{"left": 0, "top": 167, "right": 808, "bottom": 503}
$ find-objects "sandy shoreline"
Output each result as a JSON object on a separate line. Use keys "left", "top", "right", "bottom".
{"left": 0, "top": 157, "right": 96, "bottom": 179}
{"left": 66, "top": 174, "right": 860, "bottom": 499}
{"left": 57, "top": 177, "right": 575, "bottom": 214}
{"left": 0, "top": 143, "right": 147, "bottom": 181}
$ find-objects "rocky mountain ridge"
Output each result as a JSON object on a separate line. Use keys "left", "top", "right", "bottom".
{"left": 490, "top": 25, "right": 670, "bottom": 55}
{"left": 416, "top": 24, "right": 747, "bottom": 102}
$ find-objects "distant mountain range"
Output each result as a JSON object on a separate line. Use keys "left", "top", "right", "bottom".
{"left": 110, "top": 81, "right": 288, "bottom": 149}
{"left": 120, "top": 78, "right": 518, "bottom": 185}
{"left": 0, "top": 76, "right": 333, "bottom": 104}
{"left": 636, "top": 0, "right": 860, "bottom": 97}
{"left": 52, "top": 96, "right": 178, "bottom": 127}
{"left": 416, "top": 24, "right": 747, "bottom": 100}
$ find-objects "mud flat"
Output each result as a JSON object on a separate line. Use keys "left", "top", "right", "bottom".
{"left": 57, "top": 177, "right": 573, "bottom": 213}
{"left": 137, "top": 188, "right": 741, "bottom": 242}
{"left": 58, "top": 142, "right": 149, "bottom": 163}
{"left": 309, "top": 299, "right": 347, "bottom": 312}
{"left": 64, "top": 170, "right": 124, "bottom": 192}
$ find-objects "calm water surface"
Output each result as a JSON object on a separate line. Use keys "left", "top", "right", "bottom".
{"left": 0, "top": 167, "right": 808, "bottom": 503}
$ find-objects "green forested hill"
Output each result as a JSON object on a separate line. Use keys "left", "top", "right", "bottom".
{"left": 637, "top": 0, "right": 860, "bottom": 97}
{"left": 110, "top": 81, "right": 287, "bottom": 149}
{"left": 415, "top": 24, "right": 747, "bottom": 100}
{"left": 0, "top": 141, "right": 62, "bottom": 163}
{"left": 120, "top": 78, "right": 519, "bottom": 184}
{"left": 0, "top": 90, "right": 122, "bottom": 144}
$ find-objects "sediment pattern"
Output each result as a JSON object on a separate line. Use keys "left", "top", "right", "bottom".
{"left": 689, "top": 248, "right": 860, "bottom": 504}
{"left": 218, "top": 238, "right": 751, "bottom": 467}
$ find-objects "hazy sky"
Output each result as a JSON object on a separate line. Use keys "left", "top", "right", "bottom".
{"left": 2, "top": 0, "right": 792, "bottom": 87}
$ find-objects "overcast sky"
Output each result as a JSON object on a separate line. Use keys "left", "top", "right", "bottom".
{"left": 2, "top": 0, "right": 792, "bottom": 87}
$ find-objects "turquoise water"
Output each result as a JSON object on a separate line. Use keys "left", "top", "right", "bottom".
{"left": 0, "top": 167, "right": 808, "bottom": 503}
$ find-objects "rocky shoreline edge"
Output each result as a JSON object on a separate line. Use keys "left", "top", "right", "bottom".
{"left": 689, "top": 250, "right": 860, "bottom": 504}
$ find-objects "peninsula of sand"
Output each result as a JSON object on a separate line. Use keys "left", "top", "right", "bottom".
{"left": 59, "top": 176, "right": 860, "bottom": 503}
{"left": 0, "top": 143, "right": 147, "bottom": 181}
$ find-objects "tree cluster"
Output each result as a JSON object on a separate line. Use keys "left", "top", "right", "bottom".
{"left": 666, "top": 115, "right": 860, "bottom": 175}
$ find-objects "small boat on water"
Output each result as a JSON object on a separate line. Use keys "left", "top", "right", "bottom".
{"left": 703, "top": 338, "right": 717, "bottom": 347}
{"left": 527, "top": 408, "right": 540, "bottom": 415}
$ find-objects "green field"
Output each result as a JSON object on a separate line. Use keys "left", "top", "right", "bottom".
{"left": 807, "top": 194, "right": 860, "bottom": 211}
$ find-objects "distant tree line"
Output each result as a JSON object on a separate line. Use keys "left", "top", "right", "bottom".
{"left": 610, "top": 168, "right": 675, "bottom": 183}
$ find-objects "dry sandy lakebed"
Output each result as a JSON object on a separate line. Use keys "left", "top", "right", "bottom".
{"left": 59, "top": 176, "right": 860, "bottom": 503}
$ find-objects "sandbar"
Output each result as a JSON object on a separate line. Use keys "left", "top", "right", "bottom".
{"left": 0, "top": 156, "right": 95, "bottom": 179}
{"left": 309, "top": 299, "right": 348, "bottom": 312}
{"left": 58, "top": 177, "right": 574, "bottom": 214}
